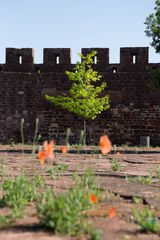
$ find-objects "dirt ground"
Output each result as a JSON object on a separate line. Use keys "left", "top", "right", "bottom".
{"left": 0, "top": 145, "right": 160, "bottom": 240}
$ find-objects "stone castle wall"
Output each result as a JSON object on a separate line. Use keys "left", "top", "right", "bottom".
{"left": 0, "top": 47, "right": 159, "bottom": 145}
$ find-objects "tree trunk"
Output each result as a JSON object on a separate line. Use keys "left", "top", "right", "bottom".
{"left": 83, "top": 119, "right": 86, "bottom": 145}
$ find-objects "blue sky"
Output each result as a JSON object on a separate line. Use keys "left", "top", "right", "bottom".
{"left": 0, "top": 0, "right": 159, "bottom": 63}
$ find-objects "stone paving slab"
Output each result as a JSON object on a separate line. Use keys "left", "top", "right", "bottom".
{"left": 0, "top": 146, "right": 160, "bottom": 240}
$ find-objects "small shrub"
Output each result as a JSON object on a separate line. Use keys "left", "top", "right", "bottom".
{"left": 0, "top": 163, "right": 10, "bottom": 179}
{"left": 133, "top": 207, "right": 160, "bottom": 234}
{"left": 72, "top": 168, "right": 101, "bottom": 193}
{"left": 132, "top": 196, "right": 143, "bottom": 204}
{"left": 0, "top": 174, "right": 44, "bottom": 228}
{"left": 0, "top": 208, "right": 23, "bottom": 228}
{"left": 126, "top": 174, "right": 152, "bottom": 185}
{"left": 37, "top": 169, "right": 102, "bottom": 238}
{"left": 47, "top": 164, "right": 68, "bottom": 181}
{"left": 111, "top": 161, "right": 121, "bottom": 172}
{"left": 0, "top": 175, "right": 44, "bottom": 209}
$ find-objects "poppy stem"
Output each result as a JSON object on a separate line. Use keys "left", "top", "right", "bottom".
{"left": 20, "top": 118, "right": 25, "bottom": 154}
{"left": 32, "top": 118, "right": 39, "bottom": 155}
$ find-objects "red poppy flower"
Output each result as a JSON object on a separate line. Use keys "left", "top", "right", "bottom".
{"left": 100, "top": 135, "right": 112, "bottom": 154}
{"left": 37, "top": 140, "right": 54, "bottom": 164}
{"left": 61, "top": 145, "right": 67, "bottom": 154}
{"left": 44, "top": 140, "right": 54, "bottom": 160}
{"left": 37, "top": 150, "right": 46, "bottom": 165}
{"left": 89, "top": 193, "right": 98, "bottom": 204}
{"left": 108, "top": 207, "right": 116, "bottom": 219}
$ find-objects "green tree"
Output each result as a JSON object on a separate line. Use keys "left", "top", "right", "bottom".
{"left": 149, "top": 69, "right": 160, "bottom": 90}
{"left": 145, "top": 1, "right": 160, "bottom": 90}
{"left": 144, "top": 0, "right": 160, "bottom": 53}
{"left": 45, "top": 51, "right": 110, "bottom": 144}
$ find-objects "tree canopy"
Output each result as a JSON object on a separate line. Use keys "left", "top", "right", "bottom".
{"left": 144, "top": 0, "right": 160, "bottom": 53}
{"left": 45, "top": 51, "right": 110, "bottom": 120}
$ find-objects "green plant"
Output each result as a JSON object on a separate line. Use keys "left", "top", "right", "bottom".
{"left": 65, "top": 127, "right": 71, "bottom": 147}
{"left": 47, "top": 164, "right": 68, "bottom": 181}
{"left": 79, "top": 129, "right": 84, "bottom": 146}
{"left": 104, "top": 191, "right": 111, "bottom": 204}
{"left": 126, "top": 174, "right": 152, "bottom": 185}
{"left": 72, "top": 168, "right": 101, "bottom": 193}
{"left": 20, "top": 118, "right": 25, "bottom": 153}
{"left": 148, "top": 69, "right": 160, "bottom": 91}
{"left": 57, "top": 163, "right": 68, "bottom": 171}
{"left": 0, "top": 163, "right": 10, "bottom": 179}
{"left": 0, "top": 174, "right": 44, "bottom": 209}
{"left": 144, "top": 0, "right": 160, "bottom": 53}
{"left": 111, "top": 161, "right": 121, "bottom": 172}
{"left": 133, "top": 207, "right": 160, "bottom": 234}
{"left": 37, "top": 169, "right": 102, "bottom": 238}
{"left": 0, "top": 208, "right": 23, "bottom": 228}
{"left": 45, "top": 51, "right": 110, "bottom": 145}
{"left": 37, "top": 189, "right": 101, "bottom": 239}
{"left": 37, "top": 190, "right": 83, "bottom": 235}
{"left": 32, "top": 118, "right": 41, "bottom": 154}
{"left": 0, "top": 174, "right": 44, "bottom": 228}
{"left": 132, "top": 196, "right": 143, "bottom": 204}
{"left": 71, "top": 144, "right": 83, "bottom": 149}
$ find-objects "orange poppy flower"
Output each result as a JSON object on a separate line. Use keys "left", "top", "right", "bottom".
{"left": 44, "top": 140, "right": 54, "bottom": 160}
{"left": 89, "top": 193, "right": 98, "bottom": 204}
{"left": 100, "top": 135, "right": 112, "bottom": 154}
{"left": 37, "top": 150, "right": 46, "bottom": 165}
{"left": 37, "top": 140, "right": 54, "bottom": 165}
{"left": 61, "top": 145, "right": 67, "bottom": 154}
{"left": 108, "top": 207, "right": 116, "bottom": 219}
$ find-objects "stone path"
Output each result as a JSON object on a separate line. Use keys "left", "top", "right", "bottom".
{"left": 0, "top": 146, "right": 160, "bottom": 240}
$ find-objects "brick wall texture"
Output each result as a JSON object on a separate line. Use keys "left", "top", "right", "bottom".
{"left": 0, "top": 47, "right": 159, "bottom": 146}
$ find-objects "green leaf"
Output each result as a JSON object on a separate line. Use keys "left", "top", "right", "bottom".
{"left": 45, "top": 51, "right": 110, "bottom": 120}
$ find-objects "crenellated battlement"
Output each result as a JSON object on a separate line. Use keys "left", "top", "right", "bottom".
{"left": 0, "top": 46, "right": 159, "bottom": 146}
{"left": 82, "top": 48, "right": 109, "bottom": 65}
{"left": 0, "top": 47, "right": 156, "bottom": 72}
{"left": 6, "top": 48, "right": 34, "bottom": 64}
{"left": 43, "top": 48, "right": 71, "bottom": 65}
